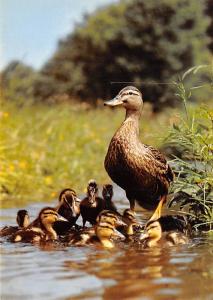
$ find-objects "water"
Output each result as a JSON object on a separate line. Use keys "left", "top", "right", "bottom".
{"left": 1, "top": 189, "right": 213, "bottom": 300}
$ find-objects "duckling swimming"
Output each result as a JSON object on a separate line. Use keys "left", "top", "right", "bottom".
{"left": 121, "top": 209, "right": 140, "bottom": 236}
{"left": 102, "top": 184, "right": 117, "bottom": 213}
{"left": 0, "top": 209, "right": 30, "bottom": 237}
{"left": 104, "top": 86, "right": 174, "bottom": 222}
{"left": 54, "top": 188, "right": 81, "bottom": 235}
{"left": 80, "top": 180, "right": 105, "bottom": 227}
{"left": 10, "top": 207, "right": 67, "bottom": 243}
{"left": 158, "top": 214, "right": 190, "bottom": 234}
{"left": 67, "top": 210, "right": 125, "bottom": 248}
{"left": 139, "top": 219, "right": 189, "bottom": 248}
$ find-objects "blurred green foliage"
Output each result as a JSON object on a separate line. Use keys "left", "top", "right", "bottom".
{"left": 0, "top": 100, "right": 174, "bottom": 208}
{"left": 1, "top": 61, "right": 38, "bottom": 106}
{"left": 35, "top": 0, "right": 211, "bottom": 110}
{"left": 1, "top": 1, "right": 212, "bottom": 110}
{"left": 205, "top": 0, "right": 213, "bottom": 52}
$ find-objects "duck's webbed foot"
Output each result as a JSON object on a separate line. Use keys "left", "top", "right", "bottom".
{"left": 148, "top": 195, "right": 166, "bottom": 222}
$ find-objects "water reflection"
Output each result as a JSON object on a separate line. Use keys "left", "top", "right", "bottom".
{"left": 1, "top": 201, "right": 213, "bottom": 300}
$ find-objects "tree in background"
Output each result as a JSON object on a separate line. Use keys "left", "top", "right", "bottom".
{"left": 205, "top": 0, "right": 213, "bottom": 52}
{"left": 36, "top": 0, "right": 211, "bottom": 110}
{"left": 1, "top": 61, "right": 38, "bottom": 105}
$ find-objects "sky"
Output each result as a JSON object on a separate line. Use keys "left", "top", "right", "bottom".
{"left": 0, "top": 0, "right": 118, "bottom": 70}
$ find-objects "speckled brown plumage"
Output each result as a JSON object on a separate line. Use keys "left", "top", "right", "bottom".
{"left": 104, "top": 86, "right": 174, "bottom": 216}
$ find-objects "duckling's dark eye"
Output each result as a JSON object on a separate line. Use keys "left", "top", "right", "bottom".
{"left": 129, "top": 91, "right": 133, "bottom": 95}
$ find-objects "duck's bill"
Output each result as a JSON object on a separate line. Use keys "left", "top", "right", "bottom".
{"left": 57, "top": 214, "right": 68, "bottom": 222}
{"left": 115, "top": 218, "right": 126, "bottom": 227}
{"left": 112, "top": 229, "right": 125, "bottom": 239}
{"left": 104, "top": 98, "right": 123, "bottom": 106}
{"left": 139, "top": 232, "right": 149, "bottom": 241}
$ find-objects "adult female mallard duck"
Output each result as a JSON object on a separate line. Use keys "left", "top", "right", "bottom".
{"left": 104, "top": 86, "right": 174, "bottom": 222}
{"left": 0, "top": 209, "right": 30, "bottom": 237}
{"left": 10, "top": 207, "right": 67, "bottom": 243}
{"left": 54, "top": 188, "right": 81, "bottom": 235}
{"left": 80, "top": 180, "right": 105, "bottom": 227}
{"left": 67, "top": 210, "right": 125, "bottom": 248}
{"left": 139, "top": 219, "right": 189, "bottom": 248}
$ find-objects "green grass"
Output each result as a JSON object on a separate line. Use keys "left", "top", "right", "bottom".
{"left": 1, "top": 100, "right": 175, "bottom": 208}
{"left": 164, "top": 68, "right": 213, "bottom": 231}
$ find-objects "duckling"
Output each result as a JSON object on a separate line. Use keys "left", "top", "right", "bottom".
{"left": 121, "top": 209, "right": 140, "bottom": 236}
{"left": 67, "top": 210, "right": 125, "bottom": 248}
{"left": 102, "top": 184, "right": 117, "bottom": 213}
{"left": 10, "top": 207, "right": 67, "bottom": 243}
{"left": 80, "top": 180, "right": 105, "bottom": 227}
{"left": 95, "top": 210, "right": 125, "bottom": 248}
{"left": 54, "top": 188, "right": 81, "bottom": 235}
{"left": 139, "top": 219, "right": 189, "bottom": 248}
{"left": 0, "top": 209, "right": 30, "bottom": 237}
{"left": 158, "top": 214, "right": 190, "bottom": 234}
{"left": 104, "top": 86, "right": 174, "bottom": 222}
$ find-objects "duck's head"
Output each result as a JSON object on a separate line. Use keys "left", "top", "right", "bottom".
{"left": 102, "top": 184, "right": 113, "bottom": 201}
{"left": 95, "top": 210, "right": 125, "bottom": 248}
{"left": 122, "top": 209, "right": 139, "bottom": 235}
{"left": 139, "top": 220, "right": 162, "bottom": 244}
{"left": 104, "top": 86, "right": 143, "bottom": 111}
{"left": 87, "top": 179, "right": 98, "bottom": 204}
{"left": 58, "top": 188, "right": 81, "bottom": 218}
{"left": 16, "top": 209, "right": 30, "bottom": 228}
{"left": 39, "top": 207, "right": 68, "bottom": 228}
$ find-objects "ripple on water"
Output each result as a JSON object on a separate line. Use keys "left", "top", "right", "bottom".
{"left": 1, "top": 204, "right": 213, "bottom": 300}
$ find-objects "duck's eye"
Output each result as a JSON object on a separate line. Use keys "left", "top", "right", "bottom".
{"left": 123, "top": 99, "right": 128, "bottom": 103}
{"left": 129, "top": 91, "right": 133, "bottom": 95}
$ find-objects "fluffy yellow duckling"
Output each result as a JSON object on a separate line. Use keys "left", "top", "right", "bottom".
{"left": 67, "top": 210, "right": 125, "bottom": 248}
{"left": 10, "top": 207, "right": 67, "bottom": 243}
{"left": 139, "top": 219, "right": 189, "bottom": 248}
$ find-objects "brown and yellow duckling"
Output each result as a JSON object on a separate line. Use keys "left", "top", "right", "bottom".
{"left": 0, "top": 209, "right": 30, "bottom": 237}
{"left": 102, "top": 184, "right": 117, "bottom": 213}
{"left": 10, "top": 207, "right": 67, "bottom": 243}
{"left": 139, "top": 219, "right": 189, "bottom": 248}
{"left": 104, "top": 86, "right": 174, "bottom": 222}
{"left": 80, "top": 180, "right": 105, "bottom": 227}
{"left": 54, "top": 188, "right": 81, "bottom": 235}
{"left": 67, "top": 210, "right": 125, "bottom": 248}
{"left": 121, "top": 209, "right": 141, "bottom": 236}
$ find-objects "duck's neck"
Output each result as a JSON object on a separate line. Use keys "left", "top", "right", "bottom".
{"left": 44, "top": 223, "right": 57, "bottom": 240}
{"left": 124, "top": 109, "right": 141, "bottom": 135}
{"left": 126, "top": 224, "right": 134, "bottom": 236}
{"left": 125, "top": 108, "right": 141, "bottom": 121}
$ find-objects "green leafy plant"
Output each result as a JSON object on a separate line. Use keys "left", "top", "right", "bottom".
{"left": 165, "top": 65, "right": 213, "bottom": 231}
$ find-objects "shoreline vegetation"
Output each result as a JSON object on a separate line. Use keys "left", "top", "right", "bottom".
{"left": 0, "top": 100, "right": 174, "bottom": 207}
{"left": 1, "top": 68, "right": 213, "bottom": 230}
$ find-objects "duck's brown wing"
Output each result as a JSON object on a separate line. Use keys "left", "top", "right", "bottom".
{"left": 143, "top": 144, "right": 174, "bottom": 183}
